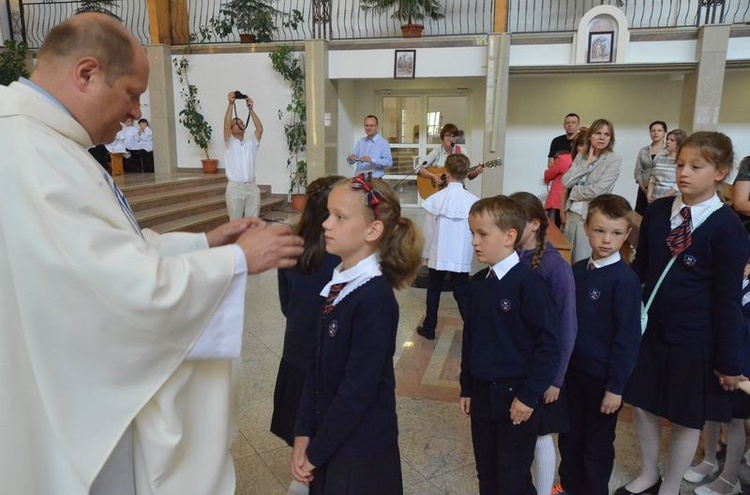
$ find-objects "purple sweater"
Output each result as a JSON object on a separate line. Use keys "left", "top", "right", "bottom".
{"left": 520, "top": 242, "right": 577, "bottom": 387}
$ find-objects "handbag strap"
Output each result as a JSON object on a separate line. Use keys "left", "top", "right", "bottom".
{"left": 643, "top": 256, "right": 676, "bottom": 314}
{"left": 643, "top": 199, "right": 724, "bottom": 313}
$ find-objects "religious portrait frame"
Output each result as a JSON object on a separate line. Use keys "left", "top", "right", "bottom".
{"left": 587, "top": 31, "right": 614, "bottom": 63}
{"left": 394, "top": 50, "right": 416, "bottom": 79}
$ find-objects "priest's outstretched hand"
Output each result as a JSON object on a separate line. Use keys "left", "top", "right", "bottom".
{"left": 236, "top": 222, "right": 303, "bottom": 273}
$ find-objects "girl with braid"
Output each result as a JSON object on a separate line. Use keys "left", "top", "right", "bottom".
{"left": 292, "top": 174, "right": 422, "bottom": 495}
{"left": 510, "top": 192, "right": 577, "bottom": 495}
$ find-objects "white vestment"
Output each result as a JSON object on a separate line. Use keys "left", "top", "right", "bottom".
{"left": 421, "top": 182, "right": 478, "bottom": 272}
{"left": 0, "top": 82, "right": 241, "bottom": 495}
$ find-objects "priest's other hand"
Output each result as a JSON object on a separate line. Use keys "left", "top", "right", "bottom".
{"left": 206, "top": 218, "right": 259, "bottom": 247}
{"left": 236, "top": 223, "right": 303, "bottom": 273}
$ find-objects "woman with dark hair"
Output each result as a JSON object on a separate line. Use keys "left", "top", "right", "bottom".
{"left": 647, "top": 129, "right": 687, "bottom": 203}
{"left": 633, "top": 121, "right": 667, "bottom": 215}
{"left": 417, "top": 123, "right": 482, "bottom": 188}
{"left": 271, "top": 175, "right": 343, "bottom": 495}
{"left": 562, "top": 118, "right": 622, "bottom": 263}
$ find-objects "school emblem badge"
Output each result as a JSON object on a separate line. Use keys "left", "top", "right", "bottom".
{"left": 589, "top": 288, "right": 601, "bottom": 301}
{"left": 500, "top": 299, "right": 511, "bottom": 312}
{"left": 683, "top": 254, "right": 697, "bottom": 267}
{"left": 328, "top": 320, "right": 339, "bottom": 337}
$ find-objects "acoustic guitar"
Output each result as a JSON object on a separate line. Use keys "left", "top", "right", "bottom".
{"left": 417, "top": 158, "right": 503, "bottom": 200}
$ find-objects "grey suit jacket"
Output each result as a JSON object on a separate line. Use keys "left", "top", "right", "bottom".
{"left": 562, "top": 151, "right": 622, "bottom": 219}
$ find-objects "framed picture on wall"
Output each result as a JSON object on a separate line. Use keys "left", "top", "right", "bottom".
{"left": 394, "top": 50, "right": 416, "bottom": 79}
{"left": 587, "top": 31, "right": 614, "bottom": 63}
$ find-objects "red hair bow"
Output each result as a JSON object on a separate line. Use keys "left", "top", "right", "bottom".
{"left": 351, "top": 173, "right": 385, "bottom": 220}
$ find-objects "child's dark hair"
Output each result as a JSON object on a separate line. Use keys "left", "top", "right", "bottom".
{"left": 295, "top": 175, "right": 344, "bottom": 274}
{"left": 678, "top": 131, "right": 734, "bottom": 175}
{"left": 509, "top": 192, "right": 548, "bottom": 270}
{"left": 445, "top": 154, "right": 470, "bottom": 181}
{"left": 585, "top": 194, "right": 633, "bottom": 228}
{"left": 342, "top": 175, "right": 423, "bottom": 289}
{"left": 469, "top": 195, "right": 526, "bottom": 249}
{"left": 571, "top": 127, "right": 588, "bottom": 160}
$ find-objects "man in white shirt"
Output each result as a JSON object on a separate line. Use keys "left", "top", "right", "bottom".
{"left": 224, "top": 91, "right": 264, "bottom": 220}
{"left": 0, "top": 13, "right": 303, "bottom": 495}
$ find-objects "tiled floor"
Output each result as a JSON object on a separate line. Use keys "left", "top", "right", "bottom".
{"left": 232, "top": 206, "right": 750, "bottom": 495}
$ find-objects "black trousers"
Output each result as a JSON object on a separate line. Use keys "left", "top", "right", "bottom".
{"left": 422, "top": 268, "right": 469, "bottom": 335}
{"left": 469, "top": 379, "right": 539, "bottom": 495}
{"left": 546, "top": 208, "right": 562, "bottom": 229}
{"left": 558, "top": 368, "right": 620, "bottom": 495}
{"left": 634, "top": 188, "right": 648, "bottom": 217}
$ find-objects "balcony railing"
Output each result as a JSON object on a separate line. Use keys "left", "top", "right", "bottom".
{"left": 9, "top": 0, "right": 750, "bottom": 49}
{"left": 508, "top": 0, "right": 750, "bottom": 33}
{"left": 171, "top": 0, "right": 495, "bottom": 44}
{"left": 16, "top": 0, "right": 151, "bottom": 48}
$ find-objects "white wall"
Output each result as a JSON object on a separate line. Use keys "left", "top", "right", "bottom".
{"left": 505, "top": 72, "right": 685, "bottom": 206}
{"left": 508, "top": 39, "right": 697, "bottom": 66}
{"left": 329, "top": 46, "right": 488, "bottom": 79}
{"left": 171, "top": 52, "right": 293, "bottom": 194}
{"left": 720, "top": 69, "right": 750, "bottom": 169}
{"left": 169, "top": 35, "right": 749, "bottom": 196}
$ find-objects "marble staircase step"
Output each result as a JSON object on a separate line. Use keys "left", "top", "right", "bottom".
{"left": 145, "top": 194, "right": 288, "bottom": 234}
{"left": 118, "top": 172, "right": 287, "bottom": 234}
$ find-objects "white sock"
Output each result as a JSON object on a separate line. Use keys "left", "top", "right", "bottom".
{"left": 716, "top": 418, "right": 746, "bottom": 483}
{"left": 286, "top": 480, "right": 309, "bottom": 495}
{"left": 626, "top": 408, "right": 662, "bottom": 493}
{"left": 660, "top": 423, "right": 700, "bottom": 495}
{"left": 701, "top": 420, "right": 721, "bottom": 465}
{"left": 533, "top": 434, "right": 556, "bottom": 494}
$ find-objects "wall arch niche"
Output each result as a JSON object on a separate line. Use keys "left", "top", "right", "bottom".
{"left": 574, "top": 6, "right": 630, "bottom": 64}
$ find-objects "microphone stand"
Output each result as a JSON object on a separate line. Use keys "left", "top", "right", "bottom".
{"left": 392, "top": 159, "right": 427, "bottom": 190}
{"left": 392, "top": 142, "right": 452, "bottom": 189}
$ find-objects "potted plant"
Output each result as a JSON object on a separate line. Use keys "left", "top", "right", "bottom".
{"left": 269, "top": 45, "right": 307, "bottom": 209}
{"left": 173, "top": 56, "right": 217, "bottom": 173}
{"left": 0, "top": 40, "right": 30, "bottom": 86}
{"left": 209, "top": 0, "right": 281, "bottom": 43}
{"left": 361, "top": 0, "right": 445, "bottom": 38}
{"left": 75, "top": 0, "right": 121, "bottom": 19}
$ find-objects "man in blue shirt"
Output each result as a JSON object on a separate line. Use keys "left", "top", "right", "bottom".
{"left": 347, "top": 115, "right": 393, "bottom": 178}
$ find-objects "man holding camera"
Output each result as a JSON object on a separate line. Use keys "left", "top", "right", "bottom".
{"left": 224, "top": 91, "right": 264, "bottom": 219}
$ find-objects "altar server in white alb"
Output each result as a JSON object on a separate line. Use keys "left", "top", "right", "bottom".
{"left": 0, "top": 13, "right": 303, "bottom": 495}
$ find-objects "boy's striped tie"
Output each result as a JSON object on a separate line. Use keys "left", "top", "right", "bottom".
{"left": 323, "top": 283, "right": 347, "bottom": 315}
{"left": 666, "top": 206, "right": 691, "bottom": 256}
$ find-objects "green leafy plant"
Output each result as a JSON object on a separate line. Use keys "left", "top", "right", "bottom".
{"left": 360, "top": 0, "right": 445, "bottom": 25}
{"left": 75, "top": 0, "right": 121, "bottom": 19}
{"left": 173, "top": 56, "right": 213, "bottom": 160}
{"left": 207, "top": 0, "right": 301, "bottom": 42}
{"left": 0, "top": 40, "right": 29, "bottom": 86}
{"left": 269, "top": 45, "right": 307, "bottom": 195}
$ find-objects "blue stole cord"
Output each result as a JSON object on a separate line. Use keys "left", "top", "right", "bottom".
{"left": 101, "top": 171, "right": 144, "bottom": 239}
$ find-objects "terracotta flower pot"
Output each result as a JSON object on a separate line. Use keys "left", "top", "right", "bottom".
{"left": 290, "top": 193, "right": 307, "bottom": 211}
{"left": 401, "top": 24, "right": 424, "bottom": 38}
{"left": 239, "top": 34, "right": 256, "bottom": 43}
{"left": 201, "top": 158, "right": 218, "bottom": 174}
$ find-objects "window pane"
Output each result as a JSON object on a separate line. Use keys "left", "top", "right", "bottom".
{"left": 390, "top": 147, "right": 418, "bottom": 176}
{"left": 382, "top": 96, "right": 422, "bottom": 145}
